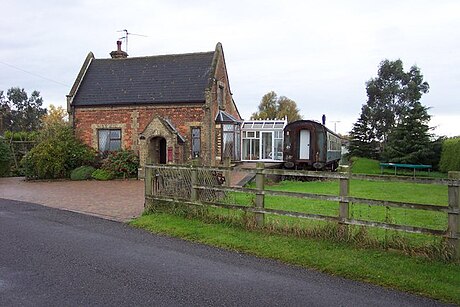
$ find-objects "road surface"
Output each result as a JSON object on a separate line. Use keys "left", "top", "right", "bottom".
{"left": 0, "top": 198, "right": 449, "bottom": 306}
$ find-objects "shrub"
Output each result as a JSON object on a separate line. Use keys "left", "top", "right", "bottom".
{"left": 102, "top": 150, "right": 139, "bottom": 179}
{"left": 0, "top": 140, "right": 11, "bottom": 177}
{"left": 439, "top": 137, "right": 460, "bottom": 172}
{"left": 22, "top": 124, "right": 96, "bottom": 179}
{"left": 91, "top": 169, "right": 114, "bottom": 181}
{"left": 70, "top": 166, "right": 96, "bottom": 180}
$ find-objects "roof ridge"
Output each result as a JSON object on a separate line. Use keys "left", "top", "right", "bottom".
{"left": 95, "top": 50, "right": 215, "bottom": 61}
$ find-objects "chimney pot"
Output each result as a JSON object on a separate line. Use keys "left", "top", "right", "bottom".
{"left": 110, "top": 40, "right": 128, "bottom": 59}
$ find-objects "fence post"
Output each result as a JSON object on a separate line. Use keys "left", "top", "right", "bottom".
{"left": 255, "top": 162, "right": 265, "bottom": 227}
{"left": 447, "top": 171, "right": 460, "bottom": 260}
{"left": 339, "top": 176, "right": 349, "bottom": 223}
{"left": 223, "top": 156, "right": 231, "bottom": 187}
{"left": 144, "top": 166, "right": 153, "bottom": 209}
{"left": 190, "top": 160, "right": 199, "bottom": 202}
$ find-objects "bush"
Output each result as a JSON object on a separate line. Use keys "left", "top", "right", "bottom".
{"left": 22, "top": 124, "right": 97, "bottom": 179}
{"left": 91, "top": 169, "right": 114, "bottom": 181}
{"left": 102, "top": 150, "right": 139, "bottom": 179}
{"left": 439, "top": 137, "right": 460, "bottom": 172}
{"left": 0, "top": 140, "right": 11, "bottom": 177}
{"left": 70, "top": 166, "right": 96, "bottom": 180}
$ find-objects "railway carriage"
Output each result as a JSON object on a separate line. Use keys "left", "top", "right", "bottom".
{"left": 283, "top": 120, "right": 342, "bottom": 170}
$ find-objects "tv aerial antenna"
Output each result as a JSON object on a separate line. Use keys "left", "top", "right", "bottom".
{"left": 117, "top": 29, "right": 147, "bottom": 53}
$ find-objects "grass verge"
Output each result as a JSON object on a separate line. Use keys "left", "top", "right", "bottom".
{"left": 130, "top": 211, "right": 460, "bottom": 304}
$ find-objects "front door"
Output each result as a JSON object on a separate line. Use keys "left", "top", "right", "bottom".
{"left": 148, "top": 137, "right": 167, "bottom": 164}
{"left": 299, "top": 130, "right": 310, "bottom": 159}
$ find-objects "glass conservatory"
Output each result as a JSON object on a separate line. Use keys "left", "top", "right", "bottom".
{"left": 241, "top": 119, "right": 287, "bottom": 162}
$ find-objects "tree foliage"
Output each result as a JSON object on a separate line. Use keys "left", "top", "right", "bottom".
{"left": 347, "top": 106, "right": 379, "bottom": 159}
{"left": 0, "top": 140, "right": 11, "bottom": 176}
{"left": 251, "top": 91, "right": 302, "bottom": 122}
{"left": 42, "top": 104, "right": 68, "bottom": 128}
{"left": 382, "top": 102, "right": 432, "bottom": 164}
{"left": 349, "top": 59, "right": 432, "bottom": 161}
{"left": 0, "top": 87, "right": 47, "bottom": 133}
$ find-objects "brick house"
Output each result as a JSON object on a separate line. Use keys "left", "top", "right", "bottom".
{"left": 67, "top": 42, "right": 242, "bottom": 174}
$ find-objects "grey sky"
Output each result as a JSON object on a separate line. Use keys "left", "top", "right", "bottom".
{"left": 1, "top": 0, "right": 459, "bottom": 136}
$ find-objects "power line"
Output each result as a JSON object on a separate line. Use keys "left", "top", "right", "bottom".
{"left": 0, "top": 60, "right": 69, "bottom": 87}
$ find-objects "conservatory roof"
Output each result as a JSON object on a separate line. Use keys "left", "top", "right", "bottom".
{"left": 242, "top": 120, "right": 287, "bottom": 130}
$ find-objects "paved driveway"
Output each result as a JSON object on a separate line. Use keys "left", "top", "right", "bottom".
{"left": 0, "top": 177, "right": 144, "bottom": 221}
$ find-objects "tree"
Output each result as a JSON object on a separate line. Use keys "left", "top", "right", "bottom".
{"left": 350, "top": 59, "right": 430, "bottom": 159}
{"left": 0, "top": 91, "right": 12, "bottom": 134}
{"left": 251, "top": 91, "right": 302, "bottom": 122}
{"left": 0, "top": 87, "right": 47, "bottom": 133}
{"left": 347, "top": 105, "right": 379, "bottom": 159}
{"left": 382, "top": 102, "right": 433, "bottom": 164}
{"left": 277, "top": 96, "right": 302, "bottom": 122}
{"left": 41, "top": 104, "right": 68, "bottom": 128}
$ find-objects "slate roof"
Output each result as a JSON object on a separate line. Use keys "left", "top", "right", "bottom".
{"left": 72, "top": 51, "right": 215, "bottom": 106}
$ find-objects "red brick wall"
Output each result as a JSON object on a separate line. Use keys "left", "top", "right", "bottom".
{"left": 74, "top": 104, "right": 204, "bottom": 155}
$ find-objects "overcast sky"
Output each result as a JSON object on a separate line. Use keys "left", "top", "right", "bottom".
{"left": 1, "top": 0, "right": 459, "bottom": 136}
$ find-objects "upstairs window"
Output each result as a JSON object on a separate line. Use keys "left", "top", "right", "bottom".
{"left": 98, "top": 129, "right": 121, "bottom": 152}
{"left": 191, "top": 127, "right": 201, "bottom": 158}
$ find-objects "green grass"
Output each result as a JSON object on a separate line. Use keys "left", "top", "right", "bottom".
{"left": 246, "top": 179, "right": 448, "bottom": 232}
{"left": 350, "top": 157, "right": 446, "bottom": 178}
{"left": 130, "top": 212, "right": 460, "bottom": 304}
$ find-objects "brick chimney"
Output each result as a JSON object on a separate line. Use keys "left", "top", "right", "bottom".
{"left": 110, "top": 41, "right": 128, "bottom": 59}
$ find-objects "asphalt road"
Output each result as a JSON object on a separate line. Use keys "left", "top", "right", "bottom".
{"left": 0, "top": 198, "right": 450, "bottom": 306}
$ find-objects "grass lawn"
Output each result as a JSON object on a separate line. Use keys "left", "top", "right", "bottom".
{"left": 239, "top": 177, "right": 448, "bottom": 236}
{"left": 350, "top": 157, "right": 446, "bottom": 178}
{"left": 262, "top": 179, "right": 448, "bottom": 231}
{"left": 130, "top": 212, "right": 460, "bottom": 304}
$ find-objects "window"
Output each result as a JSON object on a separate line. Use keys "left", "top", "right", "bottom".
{"left": 98, "top": 129, "right": 121, "bottom": 152}
{"left": 191, "top": 127, "right": 201, "bottom": 158}
{"left": 221, "top": 123, "right": 241, "bottom": 161}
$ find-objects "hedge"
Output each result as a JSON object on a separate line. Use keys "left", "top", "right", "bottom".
{"left": 0, "top": 140, "right": 11, "bottom": 177}
{"left": 439, "top": 137, "right": 460, "bottom": 172}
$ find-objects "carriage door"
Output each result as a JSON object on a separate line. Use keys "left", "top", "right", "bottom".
{"left": 299, "top": 130, "right": 310, "bottom": 159}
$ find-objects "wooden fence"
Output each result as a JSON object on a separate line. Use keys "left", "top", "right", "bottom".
{"left": 145, "top": 163, "right": 460, "bottom": 259}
